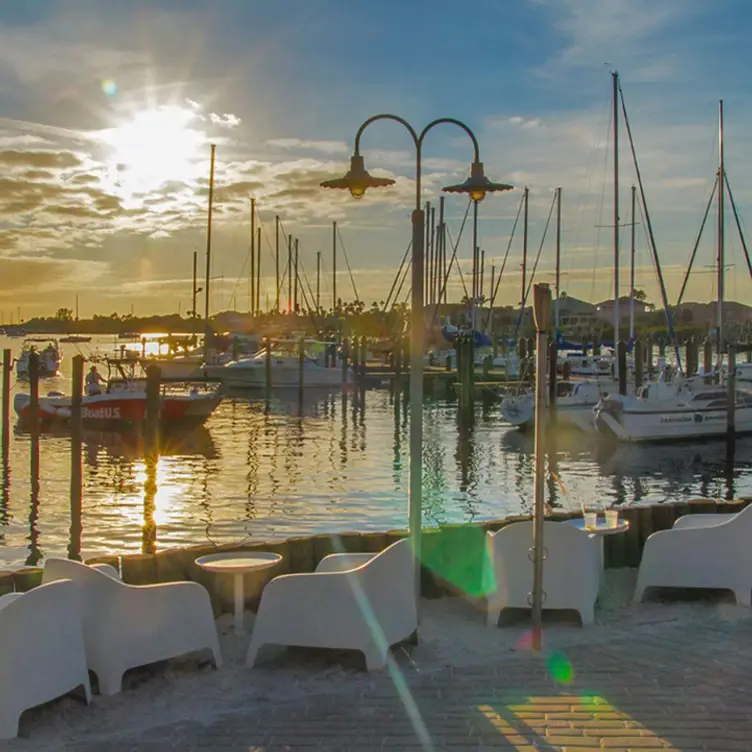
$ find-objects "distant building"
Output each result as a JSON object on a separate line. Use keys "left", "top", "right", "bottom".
{"left": 595, "top": 296, "right": 649, "bottom": 324}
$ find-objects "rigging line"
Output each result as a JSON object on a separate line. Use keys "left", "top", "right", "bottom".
{"left": 295, "top": 258, "right": 322, "bottom": 330}
{"left": 724, "top": 170, "right": 752, "bottom": 284}
{"left": 514, "top": 191, "right": 557, "bottom": 339}
{"left": 434, "top": 198, "right": 472, "bottom": 314}
{"left": 677, "top": 176, "right": 718, "bottom": 306}
{"left": 393, "top": 255, "right": 412, "bottom": 310}
{"left": 335, "top": 226, "right": 361, "bottom": 303}
{"left": 619, "top": 81, "right": 682, "bottom": 372}
{"left": 383, "top": 241, "right": 413, "bottom": 313}
{"left": 444, "top": 225, "right": 470, "bottom": 300}
{"left": 485, "top": 191, "right": 524, "bottom": 330}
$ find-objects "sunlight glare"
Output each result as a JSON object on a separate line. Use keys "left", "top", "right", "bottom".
{"left": 100, "top": 105, "right": 206, "bottom": 195}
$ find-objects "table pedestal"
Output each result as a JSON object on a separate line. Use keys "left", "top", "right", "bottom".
{"left": 234, "top": 573, "right": 245, "bottom": 635}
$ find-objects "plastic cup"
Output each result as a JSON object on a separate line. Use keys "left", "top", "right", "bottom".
{"left": 606, "top": 509, "right": 619, "bottom": 528}
{"left": 584, "top": 511, "right": 598, "bottom": 529}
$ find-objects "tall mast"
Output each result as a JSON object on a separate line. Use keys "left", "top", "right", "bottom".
{"left": 256, "top": 227, "right": 261, "bottom": 315}
{"left": 275, "top": 215, "right": 280, "bottom": 313}
{"left": 629, "top": 184, "right": 636, "bottom": 341}
{"left": 294, "top": 238, "right": 299, "bottom": 314}
{"left": 203, "top": 143, "right": 216, "bottom": 361}
{"left": 612, "top": 71, "right": 620, "bottom": 354}
{"left": 717, "top": 99, "right": 725, "bottom": 369}
{"left": 332, "top": 220, "right": 337, "bottom": 312}
{"left": 250, "top": 197, "right": 256, "bottom": 316}
{"left": 287, "top": 234, "right": 293, "bottom": 314}
{"left": 555, "top": 186, "right": 562, "bottom": 333}
{"left": 316, "top": 251, "right": 321, "bottom": 312}
{"left": 191, "top": 250, "right": 198, "bottom": 338}
{"left": 438, "top": 196, "right": 445, "bottom": 307}
{"left": 521, "top": 186, "right": 529, "bottom": 314}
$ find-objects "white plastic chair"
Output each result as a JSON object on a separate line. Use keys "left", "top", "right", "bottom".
{"left": 485, "top": 521, "right": 601, "bottom": 627}
{"left": 635, "top": 505, "right": 752, "bottom": 605}
{"left": 0, "top": 579, "right": 91, "bottom": 739}
{"left": 43, "top": 558, "right": 221, "bottom": 695}
{"left": 246, "top": 538, "right": 417, "bottom": 670}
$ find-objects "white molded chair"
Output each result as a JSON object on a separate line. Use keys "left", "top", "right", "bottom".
{"left": 43, "top": 558, "right": 221, "bottom": 695}
{"left": 246, "top": 538, "right": 417, "bottom": 670}
{"left": 485, "top": 521, "right": 601, "bottom": 627}
{"left": 635, "top": 505, "right": 752, "bottom": 605}
{"left": 0, "top": 579, "right": 91, "bottom": 739}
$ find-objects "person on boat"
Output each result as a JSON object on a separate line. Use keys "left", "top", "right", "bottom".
{"left": 86, "top": 365, "right": 105, "bottom": 395}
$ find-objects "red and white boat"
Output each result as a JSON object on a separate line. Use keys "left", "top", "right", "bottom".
{"left": 14, "top": 361, "right": 222, "bottom": 430}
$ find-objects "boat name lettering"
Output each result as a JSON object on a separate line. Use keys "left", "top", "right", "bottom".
{"left": 82, "top": 406, "right": 121, "bottom": 419}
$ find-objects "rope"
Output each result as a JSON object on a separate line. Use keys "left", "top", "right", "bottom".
{"left": 677, "top": 177, "right": 717, "bottom": 306}
{"left": 485, "top": 191, "right": 524, "bottom": 330}
{"left": 513, "top": 191, "right": 557, "bottom": 339}
{"left": 335, "top": 226, "right": 361, "bottom": 303}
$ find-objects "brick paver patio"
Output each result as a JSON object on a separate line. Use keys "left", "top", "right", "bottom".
{"left": 56, "top": 615, "right": 752, "bottom": 751}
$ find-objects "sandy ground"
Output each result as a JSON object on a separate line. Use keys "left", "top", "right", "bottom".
{"left": 5, "top": 568, "right": 751, "bottom": 750}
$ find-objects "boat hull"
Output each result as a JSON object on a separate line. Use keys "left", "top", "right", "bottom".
{"left": 14, "top": 390, "right": 221, "bottom": 429}
{"left": 219, "top": 362, "right": 346, "bottom": 389}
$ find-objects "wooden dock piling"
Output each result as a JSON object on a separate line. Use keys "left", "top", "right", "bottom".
{"left": 1, "top": 349, "right": 10, "bottom": 458}
{"left": 69, "top": 355, "right": 84, "bottom": 560}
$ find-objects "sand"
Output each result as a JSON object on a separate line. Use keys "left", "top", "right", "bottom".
{"left": 5, "top": 569, "right": 750, "bottom": 750}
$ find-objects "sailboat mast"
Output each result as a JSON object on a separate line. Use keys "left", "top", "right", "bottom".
{"left": 555, "top": 186, "right": 562, "bottom": 333}
{"left": 316, "top": 251, "right": 321, "bottom": 312}
{"left": 256, "top": 227, "right": 261, "bottom": 315}
{"left": 191, "top": 250, "right": 198, "bottom": 338}
{"left": 521, "top": 187, "right": 529, "bottom": 313}
{"left": 717, "top": 99, "right": 725, "bottom": 368}
{"left": 275, "top": 216, "right": 280, "bottom": 313}
{"left": 332, "top": 220, "right": 337, "bottom": 312}
{"left": 203, "top": 143, "right": 216, "bottom": 360}
{"left": 250, "top": 197, "right": 256, "bottom": 316}
{"left": 630, "top": 184, "right": 636, "bottom": 341}
{"left": 287, "top": 234, "right": 293, "bottom": 314}
{"left": 612, "top": 71, "right": 620, "bottom": 354}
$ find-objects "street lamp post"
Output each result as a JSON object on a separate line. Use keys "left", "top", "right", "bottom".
{"left": 321, "top": 115, "right": 512, "bottom": 615}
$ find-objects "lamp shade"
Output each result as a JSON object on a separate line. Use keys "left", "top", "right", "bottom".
{"left": 320, "top": 154, "right": 395, "bottom": 199}
{"left": 443, "top": 161, "right": 513, "bottom": 202}
{"left": 532, "top": 283, "right": 552, "bottom": 333}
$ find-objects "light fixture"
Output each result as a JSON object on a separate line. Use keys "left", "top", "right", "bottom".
{"left": 443, "top": 160, "right": 513, "bottom": 203}
{"left": 320, "top": 154, "right": 395, "bottom": 199}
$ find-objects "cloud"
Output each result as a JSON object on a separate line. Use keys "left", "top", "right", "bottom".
{"left": 0, "top": 255, "right": 108, "bottom": 298}
{"left": 266, "top": 138, "right": 349, "bottom": 155}
{"left": 0, "top": 149, "right": 81, "bottom": 169}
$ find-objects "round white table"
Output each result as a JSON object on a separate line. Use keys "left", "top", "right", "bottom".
{"left": 566, "top": 518, "right": 630, "bottom": 576}
{"left": 566, "top": 518, "right": 630, "bottom": 536}
{"left": 195, "top": 551, "right": 282, "bottom": 635}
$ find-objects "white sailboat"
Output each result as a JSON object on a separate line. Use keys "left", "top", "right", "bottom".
{"left": 593, "top": 100, "right": 752, "bottom": 442}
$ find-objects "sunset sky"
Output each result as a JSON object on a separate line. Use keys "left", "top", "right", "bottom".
{"left": 1, "top": 0, "right": 751, "bottom": 320}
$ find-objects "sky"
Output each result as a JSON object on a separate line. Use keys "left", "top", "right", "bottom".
{"left": 0, "top": 0, "right": 751, "bottom": 320}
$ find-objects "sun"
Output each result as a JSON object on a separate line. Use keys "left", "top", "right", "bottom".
{"left": 100, "top": 105, "right": 206, "bottom": 196}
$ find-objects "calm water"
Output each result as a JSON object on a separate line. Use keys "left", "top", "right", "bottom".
{"left": 1, "top": 334, "right": 751, "bottom": 568}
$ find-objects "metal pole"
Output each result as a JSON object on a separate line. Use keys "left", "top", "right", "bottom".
{"left": 472, "top": 200, "right": 479, "bottom": 306}
{"left": 522, "top": 187, "right": 529, "bottom": 311}
{"left": 332, "top": 220, "right": 337, "bottom": 312}
{"left": 203, "top": 143, "right": 216, "bottom": 361}
{"left": 409, "top": 203, "right": 424, "bottom": 612}
{"left": 191, "top": 250, "right": 198, "bottom": 338}
{"left": 438, "top": 196, "right": 445, "bottom": 307}
{"left": 555, "top": 187, "right": 562, "bottom": 333}
{"left": 718, "top": 100, "right": 725, "bottom": 372}
{"left": 629, "top": 185, "right": 636, "bottom": 341}
{"left": 250, "top": 198, "right": 256, "bottom": 316}
{"left": 1, "top": 349, "right": 10, "bottom": 458}
{"left": 275, "top": 215, "right": 280, "bottom": 313}
{"left": 256, "top": 227, "right": 262, "bottom": 314}
{"left": 294, "top": 238, "right": 299, "bottom": 314}
{"left": 287, "top": 234, "right": 293, "bottom": 314}
{"left": 612, "top": 71, "right": 620, "bottom": 368}
{"left": 531, "top": 283, "right": 551, "bottom": 652}
{"left": 316, "top": 251, "right": 321, "bottom": 312}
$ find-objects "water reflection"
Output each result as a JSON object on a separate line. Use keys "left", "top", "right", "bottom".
{"left": 2, "top": 341, "right": 752, "bottom": 567}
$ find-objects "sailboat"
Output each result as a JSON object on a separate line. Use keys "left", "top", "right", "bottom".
{"left": 594, "top": 99, "right": 752, "bottom": 442}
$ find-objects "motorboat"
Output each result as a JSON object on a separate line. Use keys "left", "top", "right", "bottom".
{"left": 16, "top": 339, "right": 62, "bottom": 378}
{"left": 594, "top": 376, "right": 752, "bottom": 442}
{"left": 59, "top": 335, "right": 92, "bottom": 343}
{"left": 14, "top": 359, "right": 222, "bottom": 429}
{"left": 215, "top": 339, "right": 346, "bottom": 389}
{"left": 500, "top": 380, "right": 616, "bottom": 432}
